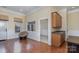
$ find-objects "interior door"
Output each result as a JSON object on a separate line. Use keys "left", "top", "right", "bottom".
{"left": 40, "top": 19, "right": 48, "bottom": 43}
{"left": 0, "top": 21, "right": 7, "bottom": 40}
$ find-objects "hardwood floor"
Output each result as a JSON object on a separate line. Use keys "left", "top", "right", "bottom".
{"left": 0, "top": 39, "right": 67, "bottom": 53}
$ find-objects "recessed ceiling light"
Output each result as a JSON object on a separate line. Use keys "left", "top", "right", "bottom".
{"left": 72, "top": 7, "right": 75, "bottom": 8}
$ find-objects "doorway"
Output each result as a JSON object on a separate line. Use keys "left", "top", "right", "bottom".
{"left": 40, "top": 19, "right": 48, "bottom": 43}
{"left": 0, "top": 21, "right": 7, "bottom": 40}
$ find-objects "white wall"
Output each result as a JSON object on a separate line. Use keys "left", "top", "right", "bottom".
{"left": 68, "top": 9, "right": 79, "bottom": 36}
{"left": 26, "top": 7, "right": 52, "bottom": 45}
{"left": 0, "top": 7, "right": 26, "bottom": 39}
{"left": 58, "top": 8, "right": 68, "bottom": 40}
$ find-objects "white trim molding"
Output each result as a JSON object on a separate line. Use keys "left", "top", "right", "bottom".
{"left": 68, "top": 8, "right": 79, "bottom": 13}
{"left": 0, "top": 7, "right": 25, "bottom": 16}
{"left": 68, "top": 30, "right": 79, "bottom": 36}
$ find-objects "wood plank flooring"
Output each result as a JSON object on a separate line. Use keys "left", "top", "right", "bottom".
{"left": 0, "top": 39, "right": 67, "bottom": 53}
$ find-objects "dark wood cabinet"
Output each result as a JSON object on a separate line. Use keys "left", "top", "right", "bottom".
{"left": 68, "top": 42, "right": 79, "bottom": 53}
{"left": 51, "top": 12, "right": 62, "bottom": 28}
{"left": 51, "top": 31, "right": 65, "bottom": 47}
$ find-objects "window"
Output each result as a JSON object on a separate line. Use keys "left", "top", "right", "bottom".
{"left": 15, "top": 24, "right": 20, "bottom": 32}
{"left": 27, "top": 21, "right": 35, "bottom": 31}
{"left": 14, "top": 17, "right": 22, "bottom": 33}
{"left": 15, "top": 22, "right": 21, "bottom": 33}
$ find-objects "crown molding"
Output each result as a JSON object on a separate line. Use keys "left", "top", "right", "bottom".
{"left": 26, "top": 7, "right": 45, "bottom": 16}
{"left": 68, "top": 9, "right": 79, "bottom": 13}
{"left": 0, "top": 7, "right": 25, "bottom": 16}
{"left": 26, "top": 6, "right": 49, "bottom": 16}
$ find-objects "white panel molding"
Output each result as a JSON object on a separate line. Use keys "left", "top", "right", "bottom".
{"left": 27, "top": 31, "right": 40, "bottom": 41}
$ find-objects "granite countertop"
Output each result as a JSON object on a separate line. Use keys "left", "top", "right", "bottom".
{"left": 52, "top": 31, "right": 65, "bottom": 34}
{"left": 68, "top": 37, "right": 79, "bottom": 44}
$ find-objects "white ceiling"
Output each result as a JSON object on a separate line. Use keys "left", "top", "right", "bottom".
{"left": 55, "top": 6, "right": 79, "bottom": 11}
{"left": 1, "top": 6, "right": 79, "bottom": 15}
{"left": 1, "top": 6, "right": 40, "bottom": 15}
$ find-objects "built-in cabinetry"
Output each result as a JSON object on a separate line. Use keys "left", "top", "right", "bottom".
{"left": 68, "top": 38, "right": 79, "bottom": 53}
{"left": 51, "top": 12, "right": 62, "bottom": 28}
{"left": 51, "top": 12, "right": 65, "bottom": 47}
{"left": 68, "top": 42, "right": 79, "bottom": 53}
{"left": 51, "top": 31, "right": 65, "bottom": 47}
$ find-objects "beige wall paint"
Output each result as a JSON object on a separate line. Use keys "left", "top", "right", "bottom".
{"left": 68, "top": 10, "right": 79, "bottom": 36}
{"left": 0, "top": 8, "right": 26, "bottom": 39}
{"left": 68, "top": 12, "right": 79, "bottom": 31}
